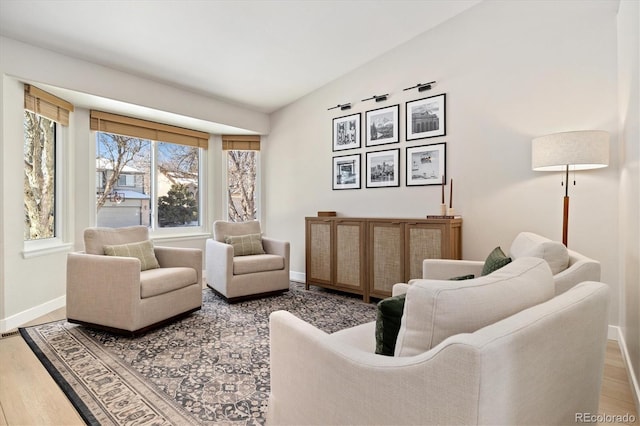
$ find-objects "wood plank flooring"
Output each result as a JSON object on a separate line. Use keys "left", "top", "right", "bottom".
{"left": 0, "top": 309, "right": 637, "bottom": 425}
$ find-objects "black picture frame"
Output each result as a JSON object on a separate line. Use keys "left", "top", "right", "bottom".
{"left": 406, "top": 143, "right": 446, "bottom": 186}
{"left": 366, "top": 148, "right": 400, "bottom": 188}
{"left": 365, "top": 104, "right": 399, "bottom": 147}
{"left": 332, "top": 153, "right": 361, "bottom": 190}
{"left": 332, "top": 113, "right": 361, "bottom": 151}
{"left": 406, "top": 93, "right": 446, "bottom": 141}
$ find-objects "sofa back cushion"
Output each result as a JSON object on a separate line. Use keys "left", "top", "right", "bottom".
{"left": 84, "top": 226, "right": 149, "bottom": 255}
{"left": 509, "top": 232, "right": 569, "bottom": 274}
{"left": 395, "top": 257, "right": 554, "bottom": 357}
{"left": 213, "top": 220, "right": 261, "bottom": 243}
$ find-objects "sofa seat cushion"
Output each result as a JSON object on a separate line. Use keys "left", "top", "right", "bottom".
{"left": 233, "top": 254, "right": 284, "bottom": 275}
{"left": 395, "top": 257, "right": 554, "bottom": 357}
{"left": 140, "top": 267, "right": 197, "bottom": 298}
{"left": 510, "top": 232, "right": 569, "bottom": 274}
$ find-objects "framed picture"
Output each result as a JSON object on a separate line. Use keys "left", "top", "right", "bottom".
{"left": 406, "top": 93, "right": 446, "bottom": 141}
{"left": 366, "top": 148, "right": 400, "bottom": 188}
{"left": 406, "top": 143, "right": 446, "bottom": 186}
{"left": 365, "top": 104, "right": 399, "bottom": 147}
{"left": 332, "top": 113, "right": 361, "bottom": 151}
{"left": 332, "top": 153, "right": 361, "bottom": 190}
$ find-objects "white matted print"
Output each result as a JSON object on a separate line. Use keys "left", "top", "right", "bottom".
{"left": 365, "top": 104, "right": 399, "bottom": 147}
{"left": 406, "top": 143, "right": 446, "bottom": 186}
{"left": 366, "top": 148, "right": 400, "bottom": 188}
{"left": 332, "top": 113, "right": 361, "bottom": 151}
{"left": 333, "top": 153, "right": 361, "bottom": 190}
{"left": 406, "top": 94, "right": 446, "bottom": 141}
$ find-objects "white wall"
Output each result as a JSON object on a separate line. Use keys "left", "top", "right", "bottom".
{"left": 0, "top": 37, "right": 268, "bottom": 331}
{"left": 617, "top": 0, "right": 640, "bottom": 405}
{"left": 266, "top": 1, "right": 621, "bottom": 323}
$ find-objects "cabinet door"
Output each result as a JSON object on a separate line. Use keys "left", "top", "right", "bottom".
{"left": 405, "top": 223, "right": 443, "bottom": 281}
{"left": 306, "top": 220, "right": 332, "bottom": 285}
{"left": 369, "top": 221, "right": 404, "bottom": 299}
{"left": 334, "top": 221, "right": 366, "bottom": 293}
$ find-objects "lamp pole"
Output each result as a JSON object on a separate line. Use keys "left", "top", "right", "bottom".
{"left": 562, "top": 165, "right": 569, "bottom": 247}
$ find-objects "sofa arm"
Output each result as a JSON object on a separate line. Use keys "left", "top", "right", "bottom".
{"left": 205, "top": 239, "right": 234, "bottom": 291}
{"left": 155, "top": 246, "right": 203, "bottom": 286}
{"left": 423, "top": 259, "right": 484, "bottom": 279}
{"left": 392, "top": 283, "right": 410, "bottom": 296}
{"left": 66, "top": 252, "right": 141, "bottom": 328}
{"left": 554, "top": 260, "right": 601, "bottom": 295}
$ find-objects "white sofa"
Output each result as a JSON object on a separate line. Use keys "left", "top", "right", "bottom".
{"left": 267, "top": 257, "right": 610, "bottom": 425}
{"left": 423, "top": 231, "right": 600, "bottom": 295}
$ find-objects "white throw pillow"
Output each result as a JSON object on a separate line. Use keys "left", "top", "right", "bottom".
{"left": 510, "top": 232, "right": 569, "bottom": 274}
{"left": 394, "top": 257, "right": 554, "bottom": 357}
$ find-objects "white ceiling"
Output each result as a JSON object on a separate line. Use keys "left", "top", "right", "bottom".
{"left": 0, "top": 0, "right": 481, "bottom": 116}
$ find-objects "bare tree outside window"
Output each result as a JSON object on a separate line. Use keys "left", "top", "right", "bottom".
{"left": 24, "top": 111, "right": 56, "bottom": 240}
{"left": 227, "top": 150, "right": 257, "bottom": 222}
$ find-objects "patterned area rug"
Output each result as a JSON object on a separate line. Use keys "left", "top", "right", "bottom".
{"left": 20, "top": 283, "right": 376, "bottom": 425}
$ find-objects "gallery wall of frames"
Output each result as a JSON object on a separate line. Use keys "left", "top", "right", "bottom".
{"left": 331, "top": 93, "right": 447, "bottom": 190}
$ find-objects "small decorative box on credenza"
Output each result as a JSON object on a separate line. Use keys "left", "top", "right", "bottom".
{"left": 305, "top": 216, "right": 462, "bottom": 302}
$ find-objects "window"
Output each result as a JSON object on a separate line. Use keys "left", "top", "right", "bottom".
{"left": 24, "top": 111, "right": 57, "bottom": 240}
{"left": 92, "top": 110, "right": 208, "bottom": 231}
{"left": 222, "top": 135, "right": 260, "bottom": 222}
{"left": 23, "top": 85, "right": 73, "bottom": 242}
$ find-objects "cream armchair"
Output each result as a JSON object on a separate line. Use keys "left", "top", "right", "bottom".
{"left": 268, "top": 257, "right": 610, "bottom": 425}
{"left": 205, "top": 220, "right": 290, "bottom": 302}
{"left": 66, "top": 226, "right": 202, "bottom": 335}
{"left": 423, "top": 231, "right": 601, "bottom": 295}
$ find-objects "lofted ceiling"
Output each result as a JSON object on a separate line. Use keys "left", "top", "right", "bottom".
{"left": 0, "top": 0, "right": 481, "bottom": 116}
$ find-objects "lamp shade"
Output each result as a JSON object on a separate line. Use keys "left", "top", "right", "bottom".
{"left": 532, "top": 130, "right": 610, "bottom": 171}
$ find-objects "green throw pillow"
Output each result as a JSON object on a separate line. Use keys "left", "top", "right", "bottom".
{"left": 375, "top": 294, "right": 406, "bottom": 356}
{"left": 449, "top": 274, "right": 475, "bottom": 280}
{"left": 224, "top": 233, "right": 266, "bottom": 256}
{"left": 481, "top": 246, "right": 512, "bottom": 276}
{"left": 103, "top": 240, "right": 160, "bottom": 271}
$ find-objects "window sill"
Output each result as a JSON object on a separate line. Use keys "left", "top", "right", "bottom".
{"left": 22, "top": 242, "right": 74, "bottom": 259}
{"left": 151, "top": 232, "right": 210, "bottom": 244}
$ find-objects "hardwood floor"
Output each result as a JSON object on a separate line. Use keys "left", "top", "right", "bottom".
{"left": 0, "top": 309, "right": 637, "bottom": 425}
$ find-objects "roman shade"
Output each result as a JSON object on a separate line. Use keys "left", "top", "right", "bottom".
{"left": 222, "top": 135, "right": 260, "bottom": 151}
{"left": 24, "top": 84, "right": 74, "bottom": 126}
{"left": 90, "top": 110, "right": 209, "bottom": 149}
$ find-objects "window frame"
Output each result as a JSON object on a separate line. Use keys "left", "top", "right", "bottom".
{"left": 93, "top": 130, "right": 207, "bottom": 238}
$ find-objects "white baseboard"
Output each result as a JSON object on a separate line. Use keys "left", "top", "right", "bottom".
{"left": 0, "top": 295, "right": 66, "bottom": 333}
{"left": 608, "top": 325, "right": 620, "bottom": 341}
{"left": 290, "top": 271, "right": 305, "bottom": 283}
{"left": 612, "top": 326, "right": 640, "bottom": 415}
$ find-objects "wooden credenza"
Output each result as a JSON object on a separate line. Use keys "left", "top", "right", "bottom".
{"left": 305, "top": 217, "right": 462, "bottom": 302}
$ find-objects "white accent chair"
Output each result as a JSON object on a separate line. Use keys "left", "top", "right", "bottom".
{"left": 267, "top": 257, "right": 610, "bottom": 425}
{"left": 423, "top": 231, "right": 600, "bottom": 295}
{"left": 205, "top": 220, "right": 290, "bottom": 302}
{"left": 66, "top": 226, "right": 202, "bottom": 335}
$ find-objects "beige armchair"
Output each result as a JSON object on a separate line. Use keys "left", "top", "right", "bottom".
{"left": 205, "top": 220, "right": 290, "bottom": 302}
{"left": 66, "top": 226, "right": 202, "bottom": 335}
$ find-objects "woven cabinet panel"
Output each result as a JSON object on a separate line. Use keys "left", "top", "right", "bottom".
{"left": 336, "top": 224, "right": 361, "bottom": 287}
{"left": 309, "top": 223, "right": 331, "bottom": 281}
{"left": 408, "top": 227, "right": 442, "bottom": 280}
{"left": 372, "top": 226, "right": 402, "bottom": 293}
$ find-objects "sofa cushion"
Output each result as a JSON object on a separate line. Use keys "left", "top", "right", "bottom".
{"left": 140, "top": 267, "right": 197, "bottom": 298}
{"left": 84, "top": 225, "right": 149, "bottom": 255}
{"left": 481, "top": 246, "right": 512, "bottom": 276}
{"left": 510, "top": 232, "right": 569, "bottom": 275}
{"left": 375, "top": 294, "right": 406, "bottom": 356}
{"left": 104, "top": 239, "right": 160, "bottom": 271}
{"left": 225, "top": 233, "right": 266, "bottom": 256}
{"left": 395, "top": 257, "right": 554, "bottom": 357}
{"left": 233, "top": 254, "right": 284, "bottom": 275}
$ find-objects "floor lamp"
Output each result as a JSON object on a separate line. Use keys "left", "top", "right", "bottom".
{"left": 532, "top": 130, "right": 609, "bottom": 247}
